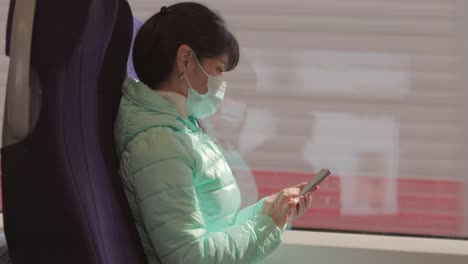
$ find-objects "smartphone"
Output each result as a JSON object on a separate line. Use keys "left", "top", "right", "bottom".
{"left": 299, "top": 169, "right": 331, "bottom": 196}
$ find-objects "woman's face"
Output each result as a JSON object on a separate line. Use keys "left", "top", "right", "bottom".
{"left": 184, "top": 51, "right": 228, "bottom": 95}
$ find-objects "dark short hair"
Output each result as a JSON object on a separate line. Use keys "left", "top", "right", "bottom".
{"left": 132, "top": 2, "right": 240, "bottom": 88}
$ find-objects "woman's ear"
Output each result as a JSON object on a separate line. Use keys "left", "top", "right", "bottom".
{"left": 176, "top": 44, "right": 193, "bottom": 76}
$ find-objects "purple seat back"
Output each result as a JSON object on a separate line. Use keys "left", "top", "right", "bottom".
{"left": 2, "top": 0, "right": 146, "bottom": 263}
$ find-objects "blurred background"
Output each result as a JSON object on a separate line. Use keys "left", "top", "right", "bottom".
{"left": 1, "top": 0, "right": 467, "bottom": 238}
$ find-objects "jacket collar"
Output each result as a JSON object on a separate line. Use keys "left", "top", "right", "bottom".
{"left": 122, "top": 78, "right": 200, "bottom": 132}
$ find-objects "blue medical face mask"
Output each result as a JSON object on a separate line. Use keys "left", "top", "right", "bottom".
{"left": 182, "top": 52, "right": 227, "bottom": 119}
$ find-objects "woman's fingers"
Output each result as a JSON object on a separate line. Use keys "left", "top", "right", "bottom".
{"left": 298, "top": 196, "right": 306, "bottom": 215}
{"left": 305, "top": 192, "right": 312, "bottom": 209}
{"left": 289, "top": 202, "right": 297, "bottom": 217}
{"left": 278, "top": 187, "right": 301, "bottom": 210}
{"left": 261, "top": 186, "right": 309, "bottom": 229}
{"left": 292, "top": 196, "right": 306, "bottom": 217}
{"left": 275, "top": 190, "right": 292, "bottom": 210}
{"left": 292, "top": 193, "right": 313, "bottom": 219}
{"left": 290, "top": 196, "right": 306, "bottom": 217}
{"left": 276, "top": 183, "right": 317, "bottom": 223}
{"left": 282, "top": 199, "right": 297, "bottom": 218}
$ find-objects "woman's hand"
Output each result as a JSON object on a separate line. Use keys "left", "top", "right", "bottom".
{"left": 259, "top": 182, "right": 318, "bottom": 229}
{"left": 287, "top": 184, "right": 319, "bottom": 224}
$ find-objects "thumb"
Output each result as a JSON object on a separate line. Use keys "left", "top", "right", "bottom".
{"left": 294, "top": 182, "right": 308, "bottom": 191}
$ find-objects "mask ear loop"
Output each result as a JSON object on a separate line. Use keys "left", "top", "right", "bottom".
{"left": 191, "top": 50, "right": 210, "bottom": 78}
{"left": 180, "top": 72, "right": 193, "bottom": 97}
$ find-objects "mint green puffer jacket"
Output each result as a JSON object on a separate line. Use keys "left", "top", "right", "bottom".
{"left": 114, "top": 79, "right": 282, "bottom": 264}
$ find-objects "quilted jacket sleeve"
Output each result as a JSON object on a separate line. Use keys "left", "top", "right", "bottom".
{"left": 127, "top": 131, "right": 282, "bottom": 264}
{"left": 233, "top": 197, "right": 268, "bottom": 225}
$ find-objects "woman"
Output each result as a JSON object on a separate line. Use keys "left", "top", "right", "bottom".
{"left": 114, "top": 2, "right": 316, "bottom": 263}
